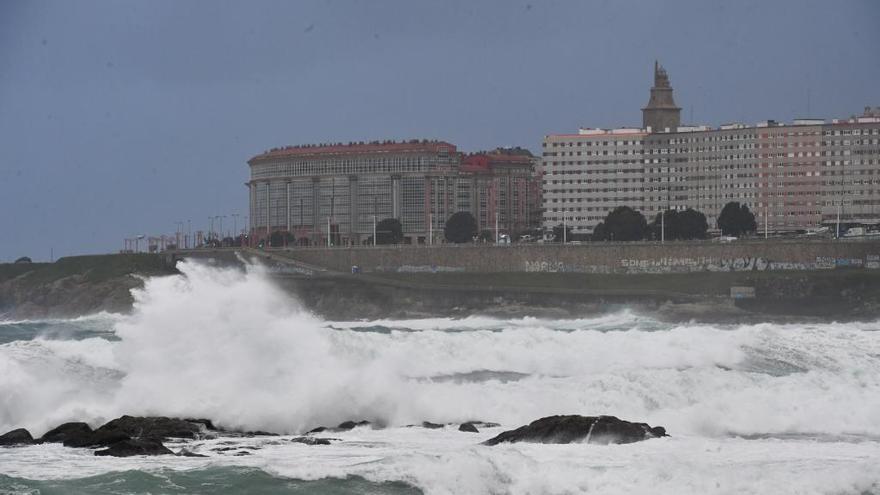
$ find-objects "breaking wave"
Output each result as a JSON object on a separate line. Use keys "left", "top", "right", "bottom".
{"left": 2, "top": 260, "right": 880, "bottom": 493}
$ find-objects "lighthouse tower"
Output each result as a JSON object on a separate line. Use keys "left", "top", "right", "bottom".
{"left": 642, "top": 61, "right": 681, "bottom": 132}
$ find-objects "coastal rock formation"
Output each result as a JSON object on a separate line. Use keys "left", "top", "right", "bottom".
{"left": 291, "top": 436, "right": 333, "bottom": 446}
{"left": 458, "top": 422, "right": 479, "bottom": 433}
{"left": 97, "top": 415, "right": 204, "bottom": 440}
{"left": 0, "top": 428, "right": 34, "bottom": 446}
{"left": 1, "top": 416, "right": 216, "bottom": 456}
{"left": 63, "top": 429, "right": 130, "bottom": 448}
{"left": 39, "top": 422, "right": 93, "bottom": 443}
{"left": 308, "top": 420, "right": 373, "bottom": 434}
{"left": 94, "top": 438, "right": 174, "bottom": 457}
{"left": 483, "top": 415, "right": 667, "bottom": 446}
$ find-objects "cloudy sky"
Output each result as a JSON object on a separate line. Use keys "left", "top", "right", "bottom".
{"left": 1, "top": 0, "right": 878, "bottom": 260}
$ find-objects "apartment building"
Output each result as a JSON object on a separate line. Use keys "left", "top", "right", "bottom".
{"left": 247, "top": 141, "right": 543, "bottom": 245}
{"left": 541, "top": 63, "right": 880, "bottom": 235}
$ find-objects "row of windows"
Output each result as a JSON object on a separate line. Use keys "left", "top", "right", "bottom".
{"left": 546, "top": 140, "right": 642, "bottom": 147}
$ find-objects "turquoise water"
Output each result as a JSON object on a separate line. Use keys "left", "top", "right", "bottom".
{"left": 0, "top": 468, "right": 421, "bottom": 495}
{"left": 0, "top": 316, "right": 118, "bottom": 345}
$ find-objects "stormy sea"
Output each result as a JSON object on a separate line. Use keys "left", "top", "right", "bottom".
{"left": 1, "top": 261, "right": 879, "bottom": 494}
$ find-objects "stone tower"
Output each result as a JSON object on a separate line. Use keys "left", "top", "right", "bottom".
{"left": 642, "top": 61, "right": 681, "bottom": 132}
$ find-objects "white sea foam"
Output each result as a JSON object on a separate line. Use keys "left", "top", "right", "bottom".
{"left": 1, "top": 260, "right": 880, "bottom": 493}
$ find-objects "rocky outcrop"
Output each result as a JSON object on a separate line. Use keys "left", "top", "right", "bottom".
{"left": 96, "top": 415, "right": 204, "bottom": 440}
{"left": 39, "top": 422, "right": 93, "bottom": 443}
{"left": 63, "top": 429, "right": 130, "bottom": 448}
{"left": 0, "top": 254, "right": 176, "bottom": 320}
{"left": 458, "top": 422, "right": 479, "bottom": 433}
{"left": 308, "top": 420, "right": 373, "bottom": 434}
{"left": 0, "top": 428, "right": 34, "bottom": 446}
{"left": 291, "top": 436, "right": 333, "bottom": 446}
{"left": 94, "top": 438, "right": 174, "bottom": 457}
{"left": 2, "top": 416, "right": 214, "bottom": 457}
{"left": 483, "top": 415, "right": 667, "bottom": 446}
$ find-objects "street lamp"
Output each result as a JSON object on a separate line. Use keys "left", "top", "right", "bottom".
{"left": 175, "top": 221, "right": 184, "bottom": 249}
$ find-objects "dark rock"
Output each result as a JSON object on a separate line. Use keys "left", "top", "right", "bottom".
{"left": 176, "top": 448, "right": 208, "bottom": 457}
{"left": 466, "top": 421, "right": 500, "bottom": 428}
{"left": 307, "top": 426, "right": 327, "bottom": 434}
{"left": 211, "top": 446, "right": 239, "bottom": 452}
{"left": 336, "top": 420, "right": 371, "bottom": 431}
{"left": 96, "top": 416, "right": 203, "bottom": 441}
{"left": 0, "top": 428, "right": 34, "bottom": 446}
{"left": 40, "top": 422, "right": 93, "bottom": 444}
{"left": 63, "top": 429, "right": 130, "bottom": 448}
{"left": 422, "top": 421, "right": 444, "bottom": 429}
{"left": 459, "top": 423, "right": 479, "bottom": 433}
{"left": 483, "top": 415, "right": 668, "bottom": 446}
{"left": 183, "top": 418, "right": 216, "bottom": 431}
{"left": 290, "top": 436, "right": 333, "bottom": 446}
{"left": 233, "top": 451, "right": 252, "bottom": 456}
{"left": 242, "top": 430, "right": 278, "bottom": 437}
{"left": 93, "top": 438, "right": 174, "bottom": 457}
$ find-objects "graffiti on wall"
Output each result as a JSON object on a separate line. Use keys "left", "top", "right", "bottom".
{"left": 525, "top": 261, "right": 564, "bottom": 273}
{"left": 524, "top": 260, "right": 611, "bottom": 273}
{"left": 618, "top": 256, "right": 774, "bottom": 273}
{"left": 378, "top": 265, "right": 465, "bottom": 273}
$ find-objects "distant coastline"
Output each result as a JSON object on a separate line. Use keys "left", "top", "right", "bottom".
{"left": 3, "top": 244, "right": 880, "bottom": 323}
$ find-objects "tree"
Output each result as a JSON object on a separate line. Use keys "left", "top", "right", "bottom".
{"left": 591, "top": 222, "right": 606, "bottom": 241}
{"left": 717, "top": 202, "right": 757, "bottom": 236}
{"left": 14, "top": 256, "right": 32, "bottom": 264}
{"left": 444, "top": 212, "right": 478, "bottom": 243}
{"left": 478, "top": 229, "right": 494, "bottom": 243}
{"left": 552, "top": 223, "right": 573, "bottom": 243}
{"left": 596, "top": 206, "right": 648, "bottom": 241}
{"left": 677, "top": 208, "right": 709, "bottom": 240}
{"left": 650, "top": 208, "right": 708, "bottom": 240}
{"left": 376, "top": 218, "right": 403, "bottom": 245}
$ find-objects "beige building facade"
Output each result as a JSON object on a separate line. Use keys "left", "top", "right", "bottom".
{"left": 541, "top": 64, "right": 880, "bottom": 235}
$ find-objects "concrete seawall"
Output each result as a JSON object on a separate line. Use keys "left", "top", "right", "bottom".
{"left": 271, "top": 239, "right": 880, "bottom": 274}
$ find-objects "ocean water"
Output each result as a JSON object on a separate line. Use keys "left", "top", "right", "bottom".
{"left": 1, "top": 260, "right": 879, "bottom": 494}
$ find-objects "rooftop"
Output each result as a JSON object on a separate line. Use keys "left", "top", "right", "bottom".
{"left": 249, "top": 139, "right": 457, "bottom": 162}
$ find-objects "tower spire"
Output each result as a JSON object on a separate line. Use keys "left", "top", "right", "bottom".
{"left": 642, "top": 61, "right": 681, "bottom": 132}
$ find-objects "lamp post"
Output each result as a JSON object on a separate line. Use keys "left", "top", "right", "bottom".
{"left": 661, "top": 209, "right": 665, "bottom": 243}
{"left": 176, "top": 221, "right": 185, "bottom": 249}
{"left": 562, "top": 213, "right": 567, "bottom": 244}
{"left": 373, "top": 215, "right": 377, "bottom": 247}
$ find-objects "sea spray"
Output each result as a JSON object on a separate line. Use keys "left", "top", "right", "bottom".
{"left": 110, "top": 260, "right": 419, "bottom": 433}
{"left": 1, "top": 260, "right": 880, "bottom": 441}
{"left": 2, "top": 263, "right": 880, "bottom": 494}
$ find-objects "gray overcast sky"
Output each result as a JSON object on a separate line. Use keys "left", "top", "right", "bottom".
{"left": 1, "top": 0, "right": 878, "bottom": 261}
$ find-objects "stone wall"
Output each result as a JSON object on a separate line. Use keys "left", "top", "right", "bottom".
{"left": 272, "top": 239, "right": 880, "bottom": 274}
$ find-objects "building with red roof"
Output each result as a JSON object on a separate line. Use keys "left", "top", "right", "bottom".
{"left": 247, "top": 140, "right": 542, "bottom": 245}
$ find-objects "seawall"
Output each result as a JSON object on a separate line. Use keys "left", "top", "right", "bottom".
{"left": 270, "top": 239, "right": 880, "bottom": 274}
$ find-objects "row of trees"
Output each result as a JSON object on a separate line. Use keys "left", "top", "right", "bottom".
{"left": 569, "top": 201, "right": 757, "bottom": 242}
{"left": 263, "top": 201, "right": 759, "bottom": 247}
